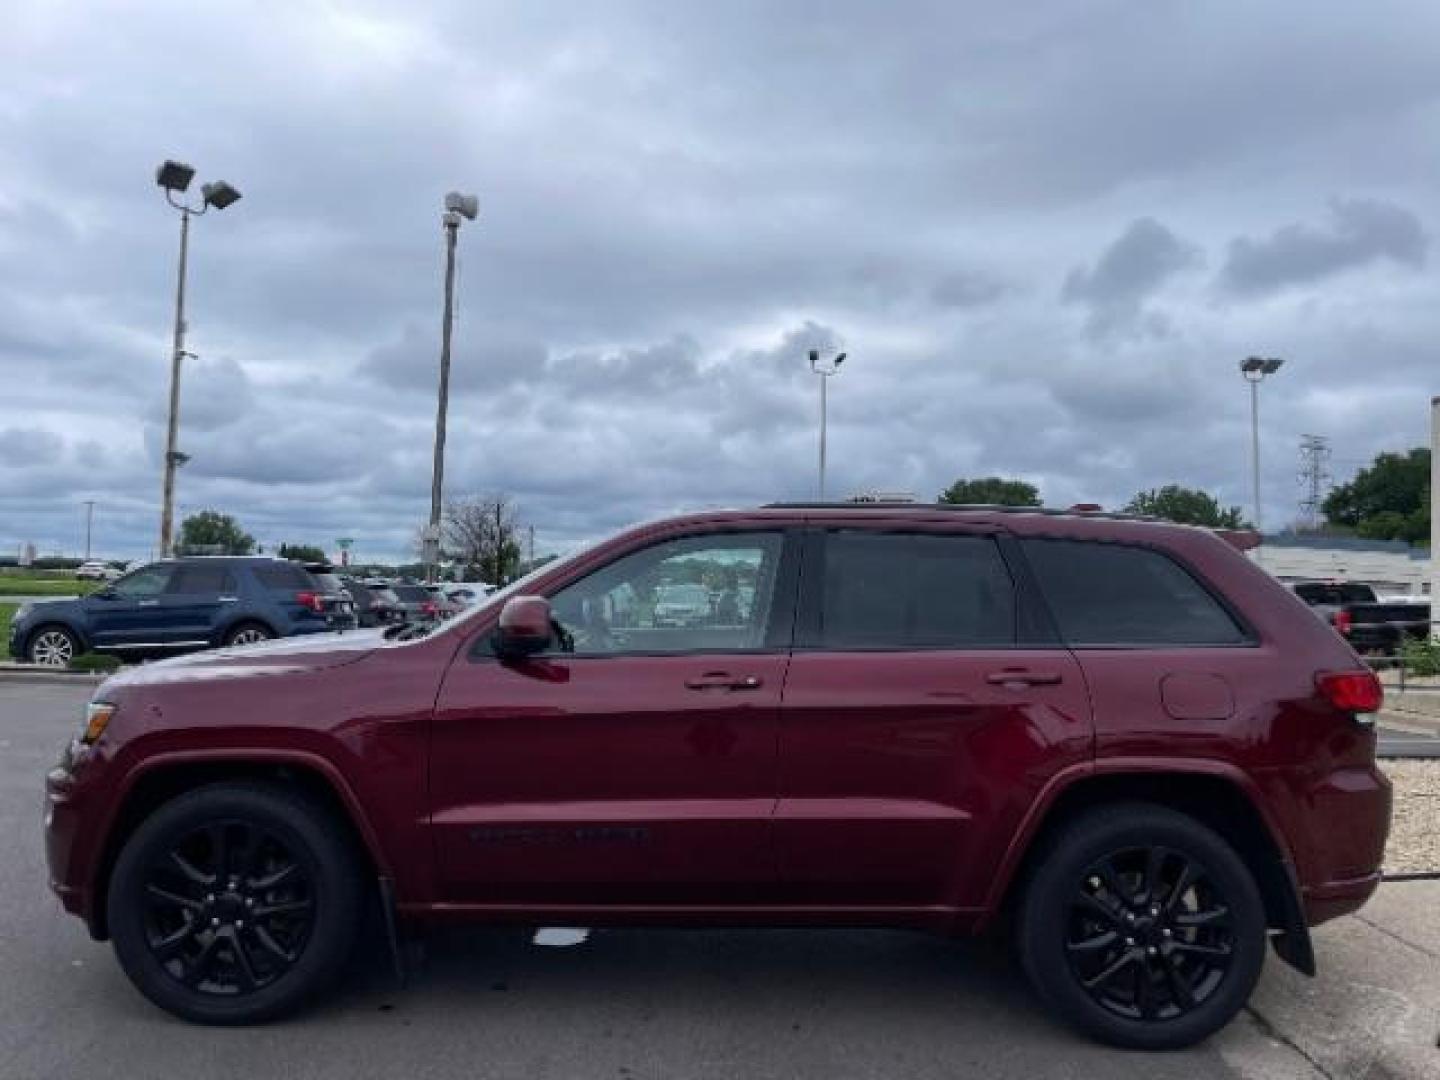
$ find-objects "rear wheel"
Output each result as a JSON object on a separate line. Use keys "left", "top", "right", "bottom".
{"left": 223, "top": 622, "right": 274, "bottom": 647}
{"left": 27, "top": 625, "right": 79, "bottom": 667}
{"left": 107, "top": 782, "right": 364, "bottom": 1024}
{"left": 1017, "top": 802, "right": 1266, "bottom": 1050}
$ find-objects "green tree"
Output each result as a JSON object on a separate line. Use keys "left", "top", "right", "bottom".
{"left": 937, "top": 477, "right": 1041, "bottom": 506}
{"left": 278, "top": 542, "right": 328, "bottom": 563}
{"left": 178, "top": 510, "right": 255, "bottom": 555}
{"left": 1124, "top": 485, "right": 1246, "bottom": 528}
{"left": 1323, "top": 448, "right": 1430, "bottom": 544}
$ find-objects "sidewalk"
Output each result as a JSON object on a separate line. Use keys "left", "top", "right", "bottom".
{"left": 1247, "top": 880, "right": 1440, "bottom": 1079}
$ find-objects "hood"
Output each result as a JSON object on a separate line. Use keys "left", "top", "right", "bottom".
{"left": 100, "top": 628, "right": 386, "bottom": 690}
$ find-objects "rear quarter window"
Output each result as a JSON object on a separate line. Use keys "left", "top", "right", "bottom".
{"left": 1021, "top": 538, "right": 1248, "bottom": 647}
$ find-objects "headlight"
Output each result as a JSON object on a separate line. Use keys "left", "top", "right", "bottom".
{"left": 81, "top": 702, "right": 116, "bottom": 745}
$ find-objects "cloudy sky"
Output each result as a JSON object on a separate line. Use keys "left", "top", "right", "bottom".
{"left": 3, "top": 0, "right": 1438, "bottom": 563}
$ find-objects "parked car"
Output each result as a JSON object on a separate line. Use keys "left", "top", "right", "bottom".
{"left": 1285, "top": 580, "right": 1378, "bottom": 625}
{"left": 339, "top": 578, "right": 403, "bottom": 628}
{"left": 75, "top": 561, "right": 120, "bottom": 582}
{"left": 45, "top": 504, "right": 1388, "bottom": 1047}
{"left": 386, "top": 583, "right": 456, "bottom": 623}
{"left": 652, "top": 581, "right": 712, "bottom": 626}
{"left": 10, "top": 556, "right": 357, "bottom": 665}
{"left": 1333, "top": 599, "right": 1432, "bottom": 654}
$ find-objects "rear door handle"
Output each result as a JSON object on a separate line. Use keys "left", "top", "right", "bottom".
{"left": 985, "top": 670, "right": 1063, "bottom": 687}
{"left": 137, "top": 599, "right": 160, "bottom": 607}
{"left": 685, "top": 673, "right": 764, "bottom": 691}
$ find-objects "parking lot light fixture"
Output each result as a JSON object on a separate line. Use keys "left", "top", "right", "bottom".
{"left": 154, "top": 160, "right": 241, "bottom": 558}
{"left": 425, "top": 191, "right": 479, "bottom": 582}
{"left": 1239, "top": 356, "right": 1284, "bottom": 538}
{"left": 809, "top": 349, "right": 846, "bottom": 500}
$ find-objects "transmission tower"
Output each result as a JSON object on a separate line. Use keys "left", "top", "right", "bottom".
{"left": 1297, "top": 434, "right": 1332, "bottom": 529}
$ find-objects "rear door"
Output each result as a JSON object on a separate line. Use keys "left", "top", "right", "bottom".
{"left": 155, "top": 563, "right": 237, "bottom": 644}
{"left": 776, "top": 526, "right": 1093, "bottom": 908}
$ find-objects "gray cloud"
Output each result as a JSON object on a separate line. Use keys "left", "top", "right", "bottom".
{"left": 1219, "top": 197, "right": 1428, "bottom": 297}
{"left": 2, "top": 1, "right": 1439, "bottom": 561}
{"left": 1062, "top": 218, "right": 1200, "bottom": 338}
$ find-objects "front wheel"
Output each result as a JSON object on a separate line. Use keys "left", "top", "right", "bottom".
{"left": 107, "top": 782, "right": 364, "bottom": 1024}
{"left": 27, "top": 625, "right": 80, "bottom": 667}
{"left": 1017, "top": 802, "right": 1266, "bottom": 1050}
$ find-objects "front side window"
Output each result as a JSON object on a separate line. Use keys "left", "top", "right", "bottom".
{"left": 1021, "top": 538, "right": 1246, "bottom": 646}
{"left": 548, "top": 532, "right": 784, "bottom": 655}
{"left": 111, "top": 565, "right": 174, "bottom": 598}
{"left": 817, "top": 531, "right": 1017, "bottom": 649}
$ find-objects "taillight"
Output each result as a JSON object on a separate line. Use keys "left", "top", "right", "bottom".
{"left": 1316, "top": 669, "right": 1383, "bottom": 714}
{"left": 295, "top": 590, "right": 325, "bottom": 613}
{"left": 421, "top": 600, "right": 437, "bottom": 616}
{"left": 1333, "top": 609, "right": 1352, "bottom": 636}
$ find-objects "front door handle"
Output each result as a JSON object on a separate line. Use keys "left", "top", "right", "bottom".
{"left": 137, "top": 599, "right": 160, "bottom": 607}
{"left": 985, "top": 669, "right": 1063, "bottom": 688}
{"left": 685, "top": 672, "right": 764, "bottom": 691}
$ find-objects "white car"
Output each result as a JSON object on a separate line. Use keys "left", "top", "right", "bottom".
{"left": 75, "top": 561, "right": 119, "bottom": 581}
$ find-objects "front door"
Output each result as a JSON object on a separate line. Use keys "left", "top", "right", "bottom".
{"left": 430, "top": 529, "right": 799, "bottom": 904}
{"left": 86, "top": 564, "right": 176, "bottom": 647}
{"left": 776, "top": 527, "right": 1093, "bottom": 909}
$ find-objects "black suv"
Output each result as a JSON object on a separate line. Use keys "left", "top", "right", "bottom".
{"left": 9, "top": 557, "right": 358, "bottom": 666}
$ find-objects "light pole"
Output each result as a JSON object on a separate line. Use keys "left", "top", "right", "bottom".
{"left": 1240, "top": 355, "right": 1284, "bottom": 536}
{"left": 809, "top": 348, "right": 846, "bottom": 500}
{"left": 424, "top": 192, "right": 479, "bottom": 582}
{"left": 154, "top": 159, "right": 241, "bottom": 558}
{"left": 83, "top": 500, "right": 95, "bottom": 560}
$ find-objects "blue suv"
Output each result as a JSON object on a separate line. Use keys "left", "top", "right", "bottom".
{"left": 9, "top": 557, "right": 358, "bottom": 666}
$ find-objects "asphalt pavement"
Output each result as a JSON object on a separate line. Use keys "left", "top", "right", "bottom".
{"left": 2, "top": 679, "right": 1435, "bottom": 1079}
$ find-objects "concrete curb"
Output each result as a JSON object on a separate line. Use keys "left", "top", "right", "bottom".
{"left": 0, "top": 663, "right": 106, "bottom": 685}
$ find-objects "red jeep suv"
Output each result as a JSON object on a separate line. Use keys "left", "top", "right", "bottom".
{"left": 43, "top": 504, "right": 1390, "bottom": 1048}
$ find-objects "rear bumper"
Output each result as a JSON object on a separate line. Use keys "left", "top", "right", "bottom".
{"left": 1302, "top": 871, "right": 1383, "bottom": 926}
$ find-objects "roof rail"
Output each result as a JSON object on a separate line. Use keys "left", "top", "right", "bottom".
{"left": 761, "top": 501, "right": 1162, "bottom": 523}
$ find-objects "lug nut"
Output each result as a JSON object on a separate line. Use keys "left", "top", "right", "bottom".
{"left": 235, "top": 920, "right": 245, "bottom": 929}
{"left": 210, "top": 917, "right": 220, "bottom": 927}
{"left": 1147, "top": 947, "right": 1158, "bottom": 956}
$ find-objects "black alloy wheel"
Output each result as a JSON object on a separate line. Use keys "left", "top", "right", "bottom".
{"left": 108, "top": 783, "right": 363, "bottom": 1024}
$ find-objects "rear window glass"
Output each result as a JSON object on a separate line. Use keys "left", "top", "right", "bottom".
{"left": 309, "top": 573, "right": 345, "bottom": 593}
{"left": 1022, "top": 539, "right": 1247, "bottom": 647}
{"left": 391, "top": 585, "right": 430, "bottom": 601}
{"left": 819, "top": 531, "right": 1016, "bottom": 648}
{"left": 253, "top": 564, "right": 314, "bottom": 591}
{"left": 167, "top": 565, "right": 236, "bottom": 594}
{"left": 1293, "top": 582, "right": 1374, "bottom": 605}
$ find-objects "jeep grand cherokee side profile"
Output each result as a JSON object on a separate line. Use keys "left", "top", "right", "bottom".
{"left": 43, "top": 504, "right": 1389, "bottom": 1048}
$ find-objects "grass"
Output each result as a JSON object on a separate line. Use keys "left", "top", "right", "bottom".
{"left": 0, "top": 603, "right": 16, "bottom": 659}
{"left": 0, "top": 578, "right": 96, "bottom": 597}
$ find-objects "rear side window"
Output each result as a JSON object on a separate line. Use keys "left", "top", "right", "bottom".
{"left": 1021, "top": 539, "right": 1246, "bottom": 646}
{"left": 818, "top": 531, "right": 1016, "bottom": 648}
{"left": 253, "top": 564, "right": 313, "bottom": 591}
{"left": 167, "top": 565, "right": 237, "bottom": 594}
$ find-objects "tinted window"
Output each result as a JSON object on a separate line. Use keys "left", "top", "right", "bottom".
{"left": 1022, "top": 539, "right": 1246, "bottom": 646}
{"left": 111, "top": 565, "right": 174, "bottom": 598}
{"left": 818, "top": 531, "right": 1016, "bottom": 649}
{"left": 167, "top": 565, "right": 236, "bottom": 594}
{"left": 309, "top": 573, "right": 346, "bottom": 594}
{"left": 253, "top": 564, "right": 313, "bottom": 590}
{"left": 549, "top": 532, "right": 784, "bottom": 654}
{"left": 392, "top": 585, "right": 431, "bottom": 601}
{"left": 1293, "top": 582, "right": 1373, "bottom": 605}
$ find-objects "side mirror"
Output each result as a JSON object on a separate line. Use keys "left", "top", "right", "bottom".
{"left": 494, "top": 595, "right": 552, "bottom": 658}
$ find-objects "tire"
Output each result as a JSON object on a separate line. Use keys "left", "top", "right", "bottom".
{"left": 1017, "top": 802, "right": 1266, "bottom": 1050}
{"left": 26, "top": 624, "right": 81, "bottom": 667}
{"left": 107, "top": 782, "right": 365, "bottom": 1025}
{"left": 223, "top": 622, "right": 274, "bottom": 648}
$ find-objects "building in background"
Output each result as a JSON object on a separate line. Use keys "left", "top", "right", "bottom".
{"left": 1253, "top": 534, "right": 1431, "bottom": 596}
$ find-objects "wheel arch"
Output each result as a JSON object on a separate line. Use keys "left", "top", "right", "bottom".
{"left": 22, "top": 618, "right": 90, "bottom": 658}
{"left": 213, "top": 617, "right": 278, "bottom": 647}
{"left": 983, "top": 762, "right": 1313, "bottom": 974}
{"left": 89, "top": 750, "right": 388, "bottom": 940}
